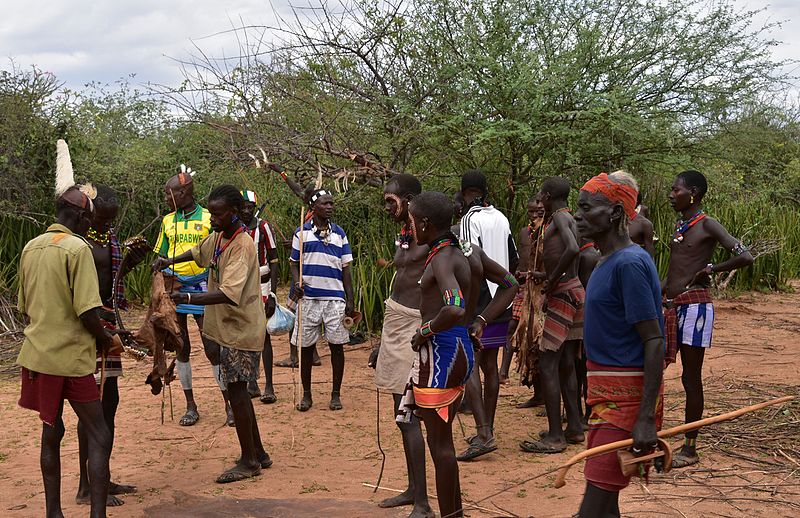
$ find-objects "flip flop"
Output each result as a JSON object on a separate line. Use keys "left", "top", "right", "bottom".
{"left": 215, "top": 465, "right": 261, "bottom": 484}
{"left": 179, "top": 409, "right": 199, "bottom": 426}
{"left": 519, "top": 439, "right": 566, "bottom": 454}
{"left": 296, "top": 397, "right": 313, "bottom": 412}
{"left": 535, "top": 430, "right": 585, "bottom": 444}
{"left": 259, "top": 392, "right": 277, "bottom": 404}
{"left": 457, "top": 440, "right": 498, "bottom": 461}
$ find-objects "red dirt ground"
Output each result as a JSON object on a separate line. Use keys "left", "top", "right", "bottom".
{"left": 0, "top": 287, "right": 798, "bottom": 517}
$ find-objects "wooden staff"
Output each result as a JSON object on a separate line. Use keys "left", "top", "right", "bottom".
{"left": 296, "top": 205, "right": 305, "bottom": 403}
{"left": 553, "top": 395, "right": 795, "bottom": 488}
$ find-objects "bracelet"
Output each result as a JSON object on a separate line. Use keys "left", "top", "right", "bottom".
{"left": 476, "top": 314, "right": 488, "bottom": 325}
{"left": 186, "top": 293, "right": 192, "bottom": 304}
{"left": 707, "top": 263, "right": 714, "bottom": 273}
{"left": 419, "top": 320, "right": 435, "bottom": 338}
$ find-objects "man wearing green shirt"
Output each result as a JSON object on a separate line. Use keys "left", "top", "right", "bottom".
{"left": 17, "top": 186, "right": 115, "bottom": 518}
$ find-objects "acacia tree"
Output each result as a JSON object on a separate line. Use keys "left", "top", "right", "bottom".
{"left": 168, "top": 0, "right": 786, "bottom": 207}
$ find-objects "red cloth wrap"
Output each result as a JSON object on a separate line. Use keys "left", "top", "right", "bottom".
{"left": 18, "top": 368, "right": 99, "bottom": 426}
{"left": 584, "top": 360, "right": 664, "bottom": 492}
{"left": 663, "top": 288, "right": 713, "bottom": 366}
{"left": 580, "top": 173, "right": 638, "bottom": 220}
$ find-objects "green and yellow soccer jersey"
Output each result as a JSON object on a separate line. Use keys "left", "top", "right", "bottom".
{"left": 153, "top": 203, "right": 211, "bottom": 276}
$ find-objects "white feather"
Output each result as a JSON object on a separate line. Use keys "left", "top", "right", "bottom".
{"left": 55, "top": 139, "right": 75, "bottom": 196}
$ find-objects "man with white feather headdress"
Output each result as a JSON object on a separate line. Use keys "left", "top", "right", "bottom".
{"left": 16, "top": 139, "right": 114, "bottom": 517}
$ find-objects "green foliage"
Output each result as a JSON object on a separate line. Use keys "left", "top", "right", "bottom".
{"left": 1, "top": 0, "right": 799, "bottom": 330}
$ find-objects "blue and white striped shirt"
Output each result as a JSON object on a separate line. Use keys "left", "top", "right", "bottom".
{"left": 290, "top": 222, "right": 353, "bottom": 301}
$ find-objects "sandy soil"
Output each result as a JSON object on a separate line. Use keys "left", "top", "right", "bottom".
{"left": 0, "top": 287, "right": 798, "bottom": 517}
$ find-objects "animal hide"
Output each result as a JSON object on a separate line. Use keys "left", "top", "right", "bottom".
{"left": 133, "top": 272, "right": 183, "bottom": 394}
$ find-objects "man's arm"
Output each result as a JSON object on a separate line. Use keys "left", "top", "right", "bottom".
{"left": 172, "top": 290, "right": 234, "bottom": 306}
{"left": 79, "top": 308, "right": 113, "bottom": 353}
{"left": 471, "top": 249, "right": 518, "bottom": 336}
{"left": 546, "top": 212, "right": 580, "bottom": 289}
{"left": 688, "top": 219, "right": 755, "bottom": 286}
{"left": 413, "top": 252, "right": 466, "bottom": 349}
{"left": 632, "top": 319, "right": 664, "bottom": 454}
{"left": 152, "top": 250, "right": 194, "bottom": 272}
{"left": 269, "top": 163, "right": 306, "bottom": 201}
{"left": 266, "top": 247, "right": 279, "bottom": 317}
{"left": 342, "top": 264, "right": 355, "bottom": 316}
{"left": 516, "top": 227, "right": 531, "bottom": 276}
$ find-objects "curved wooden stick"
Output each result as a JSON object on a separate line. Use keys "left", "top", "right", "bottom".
{"left": 553, "top": 395, "right": 795, "bottom": 488}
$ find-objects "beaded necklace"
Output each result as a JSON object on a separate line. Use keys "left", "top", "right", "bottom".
{"left": 673, "top": 210, "right": 706, "bottom": 243}
{"left": 424, "top": 235, "right": 459, "bottom": 268}
{"left": 395, "top": 223, "right": 413, "bottom": 249}
{"left": 86, "top": 228, "right": 110, "bottom": 247}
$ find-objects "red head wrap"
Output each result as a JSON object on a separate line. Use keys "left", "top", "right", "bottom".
{"left": 580, "top": 173, "right": 638, "bottom": 220}
{"left": 59, "top": 186, "right": 92, "bottom": 211}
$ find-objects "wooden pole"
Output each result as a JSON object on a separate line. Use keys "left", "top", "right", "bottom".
{"left": 553, "top": 395, "right": 795, "bottom": 488}
{"left": 296, "top": 206, "right": 305, "bottom": 404}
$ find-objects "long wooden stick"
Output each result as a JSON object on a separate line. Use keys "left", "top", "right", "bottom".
{"left": 296, "top": 205, "right": 305, "bottom": 404}
{"left": 553, "top": 395, "right": 795, "bottom": 488}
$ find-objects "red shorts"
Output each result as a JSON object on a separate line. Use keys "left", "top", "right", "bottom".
{"left": 18, "top": 368, "right": 99, "bottom": 427}
{"left": 584, "top": 423, "right": 631, "bottom": 492}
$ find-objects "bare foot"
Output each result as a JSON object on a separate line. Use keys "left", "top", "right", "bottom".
{"left": 76, "top": 493, "right": 125, "bottom": 506}
{"left": 109, "top": 482, "right": 137, "bottom": 495}
{"left": 408, "top": 505, "right": 436, "bottom": 518}
{"left": 297, "top": 392, "right": 313, "bottom": 412}
{"left": 378, "top": 490, "right": 413, "bottom": 508}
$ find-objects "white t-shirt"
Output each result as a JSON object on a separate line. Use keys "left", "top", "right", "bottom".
{"left": 460, "top": 204, "right": 515, "bottom": 296}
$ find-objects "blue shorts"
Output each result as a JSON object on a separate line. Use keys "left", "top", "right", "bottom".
{"left": 164, "top": 269, "right": 208, "bottom": 315}
{"left": 677, "top": 302, "right": 714, "bottom": 348}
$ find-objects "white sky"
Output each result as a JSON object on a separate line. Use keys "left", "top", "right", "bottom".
{"left": 1, "top": 0, "right": 798, "bottom": 99}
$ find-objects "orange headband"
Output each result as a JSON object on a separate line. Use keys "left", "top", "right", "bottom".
{"left": 580, "top": 173, "right": 638, "bottom": 220}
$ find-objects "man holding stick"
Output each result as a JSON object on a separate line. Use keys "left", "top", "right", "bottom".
{"left": 573, "top": 171, "right": 664, "bottom": 517}
{"left": 240, "top": 190, "right": 279, "bottom": 403}
{"left": 290, "top": 189, "right": 355, "bottom": 412}
{"left": 153, "top": 185, "right": 272, "bottom": 483}
{"left": 153, "top": 169, "right": 233, "bottom": 427}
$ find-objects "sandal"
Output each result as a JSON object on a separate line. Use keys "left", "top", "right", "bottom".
{"left": 457, "top": 440, "right": 497, "bottom": 461}
{"left": 535, "top": 430, "right": 585, "bottom": 444}
{"left": 179, "top": 409, "right": 199, "bottom": 426}
{"left": 215, "top": 465, "right": 261, "bottom": 484}
{"left": 259, "top": 392, "right": 277, "bottom": 404}
{"left": 671, "top": 450, "right": 700, "bottom": 469}
{"left": 519, "top": 439, "right": 566, "bottom": 454}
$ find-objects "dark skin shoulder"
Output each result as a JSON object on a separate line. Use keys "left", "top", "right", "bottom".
{"left": 539, "top": 211, "right": 579, "bottom": 292}
{"left": 629, "top": 215, "right": 655, "bottom": 257}
{"left": 578, "top": 246, "right": 600, "bottom": 289}
{"left": 392, "top": 239, "right": 428, "bottom": 309}
{"left": 665, "top": 216, "right": 754, "bottom": 298}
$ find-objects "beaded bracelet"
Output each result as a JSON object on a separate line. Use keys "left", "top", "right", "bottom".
{"left": 500, "top": 271, "right": 519, "bottom": 289}
{"left": 419, "top": 320, "right": 435, "bottom": 338}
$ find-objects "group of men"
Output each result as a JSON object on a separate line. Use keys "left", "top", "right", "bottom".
{"left": 15, "top": 150, "right": 754, "bottom": 517}
{"left": 370, "top": 169, "right": 753, "bottom": 518}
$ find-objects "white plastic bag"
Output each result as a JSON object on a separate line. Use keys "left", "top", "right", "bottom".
{"left": 267, "top": 303, "right": 296, "bottom": 336}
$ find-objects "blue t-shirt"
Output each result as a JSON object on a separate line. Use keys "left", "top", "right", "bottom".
{"left": 584, "top": 244, "right": 664, "bottom": 367}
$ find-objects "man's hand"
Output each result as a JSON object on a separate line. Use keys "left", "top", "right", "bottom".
{"left": 411, "top": 331, "right": 426, "bottom": 352}
{"left": 293, "top": 282, "right": 305, "bottom": 299}
{"left": 345, "top": 300, "right": 355, "bottom": 317}
{"left": 265, "top": 296, "right": 277, "bottom": 318}
{"left": 96, "top": 331, "right": 114, "bottom": 355}
{"left": 531, "top": 271, "right": 547, "bottom": 284}
{"left": 125, "top": 247, "right": 148, "bottom": 269}
{"left": 368, "top": 347, "right": 379, "bottom": 369}
{"left": 514, "top": 270, "right": 528, "bottom": 283}
{"left": 152, "top": 256, "right": 171, "bottom": 272}
{"left": 468, "top": 319, "right": 487, "bottom": 341}
{"left": 631, "top": 416, "right": 658, "bottom": 457}
{"left": 687, "top": 264, "right": 713, "bottom": 288}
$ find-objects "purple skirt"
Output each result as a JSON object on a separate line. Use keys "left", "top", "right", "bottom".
{"left": 480, "top": 321, "right": 508, "bottom": 350}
